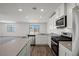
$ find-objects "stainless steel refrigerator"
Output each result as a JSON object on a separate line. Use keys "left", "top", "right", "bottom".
{"left": 72, "top": 6, "right": 79, "bottom": 56}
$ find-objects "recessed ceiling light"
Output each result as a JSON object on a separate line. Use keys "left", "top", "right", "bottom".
{"left": 18, "top": 9, "right": 23, "bottom": 12}
{"left": 41, "top": 9, "right": 44, "bottom": 12}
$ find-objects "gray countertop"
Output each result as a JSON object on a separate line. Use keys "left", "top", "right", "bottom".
{"left": 0, "top": 37, "right": 30, "bottom": 56}
{"left": 59, "top": 41, "right": 72, "bottom": 51}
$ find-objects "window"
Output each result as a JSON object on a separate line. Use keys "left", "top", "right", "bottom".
{"left": 29, "top": 24, "right": 40, "bottom": 35}
{"left": 7, "top": 24, "right": 16, "bottom": 32}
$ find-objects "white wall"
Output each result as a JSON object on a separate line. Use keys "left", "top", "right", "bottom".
{"left": 16, "top": 23, "right": 29, "bottom": 36}
{"left": 1, "top": 23, "right": 29, "bottom": 36}
{"left": 29, "top": 23, "right": 47, "bottom": 34}
{"left": 39, "top": 23, "right": 47, "bottom": 33}
{"left": 0, "top": 22, "right": 47, "bottom": 36}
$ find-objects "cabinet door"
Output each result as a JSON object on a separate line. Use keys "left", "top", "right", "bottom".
{"left": 48, "top": 35, "right": 51, "bottom": 48}
{"left": 59, "top": 43, "right": 66, "bottom": 56}
{"left": 55, "top": 4, "right": 65, "bottom": 18}
{"left": 67, "top": 5, "right": 73, "bottom": 28}
{"left": 68, "top": 50, "right": 72, "bottom": 56}
{"left": 67, "top": 3, "right": 75, "bottom": 28}
{"left": 65, "top": 48, "right": 72, "bottom": 56}
{"left": 59, "top": 43, "right": 72, "bottom": 56}
{"left": 55, "top": 9, "right": 59, "bottom": 19}
{"left": 59, "top": 3, "right": 66, "bottom": 17}
{"left": 36, "top": 35, "right": 48, "bottom": 45}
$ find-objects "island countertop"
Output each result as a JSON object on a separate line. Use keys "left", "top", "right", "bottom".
{"left": 0, "top": 37, "right": 29, "bottom": 56}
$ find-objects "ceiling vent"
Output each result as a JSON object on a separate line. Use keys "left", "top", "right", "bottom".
{"left": 32, "top": 7, "right": 37, "bottom": 10}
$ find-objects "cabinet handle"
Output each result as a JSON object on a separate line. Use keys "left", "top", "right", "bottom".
{"left": 51, "top": 40, "right": 58, "bottom": 45}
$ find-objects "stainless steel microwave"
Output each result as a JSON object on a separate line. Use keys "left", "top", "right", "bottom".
{"left": 56, "top": 15, "right": 67, "bottom": 28}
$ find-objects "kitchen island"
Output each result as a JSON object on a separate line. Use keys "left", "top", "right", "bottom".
{"left": 36, "top": 34, "right": 49, "bottom": 45}
{"left": 0, "top": 37, "right": 31, "bottom": 56}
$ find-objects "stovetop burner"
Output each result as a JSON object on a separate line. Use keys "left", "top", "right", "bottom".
{"left": 51, "top": 35, "right": 72, "bottom": 41}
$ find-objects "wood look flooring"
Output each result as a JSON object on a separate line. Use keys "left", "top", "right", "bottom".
{"left": 31, "top": 45, "right": 53, "bottom": 56}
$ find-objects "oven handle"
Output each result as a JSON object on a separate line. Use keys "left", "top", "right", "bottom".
{"left": 51, "top": 40, "right": 58, "bottom": 45}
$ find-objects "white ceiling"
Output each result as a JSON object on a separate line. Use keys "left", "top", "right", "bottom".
{"left": 0, "top": 3, "right": 61, "bottom": 23}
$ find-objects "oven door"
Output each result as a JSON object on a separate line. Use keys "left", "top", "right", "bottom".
{"left": 51, "top": 40, "right": 58, "bottom": 56}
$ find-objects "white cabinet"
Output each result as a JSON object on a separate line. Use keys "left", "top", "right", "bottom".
{"left": 48, "top": 35, "right": 51, "bottom": 48}
{"left": 66, "top": 49, "right": 72, "bottom": 56}
{"left": 76, "top": 3, "right": 79, "bottom": 6}
{"left": 59, "top": 4, "right": 67, "bottom": 17}
{"left": 67, "top": 3, "right": 76, "bottom": 28}
{"left": 59, "top": 43, "right": 72, "bottom": 56}
{"left": 59, "top": 43, "right": 66, "bottom": 56}
{"left": 55, "top": 3, "right": 67, "bottom": 19}
{"left": 36, "top": 34, "right": 48, "bottom": 45}
{"left": 55, "top": 8, "right": 59, "bottom": 19}
{"left": 47, "top": 14, "right": 56, "bottom": 33}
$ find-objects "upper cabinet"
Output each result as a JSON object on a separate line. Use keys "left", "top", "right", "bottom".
{"left": 55, "top": 3, "right": 76, "bottom": 29}
{"left": 59, "top": 4, "right": 67, "bottom": 17}
{"left": 55, "top": 3, "right": 67, "bottom": 19}
{"left": 47, "top": 3, "right": 77, "bottom": 33}
{"left": 66, "top": 3, "right": 76, "bottom": 29}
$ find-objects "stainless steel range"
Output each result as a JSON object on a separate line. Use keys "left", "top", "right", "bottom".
{"left": 51, "top": 32, "right": 72, "bottom": 56}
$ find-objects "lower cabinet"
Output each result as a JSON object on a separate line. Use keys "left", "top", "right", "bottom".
{"left": 48, "top": 35, "right": 51, "bottom": 48}
{"left": 36, "top": 35, "right": 48, "bottom": 45}
{"left": 59, "top": 43, "right": 72, "bottom": 56}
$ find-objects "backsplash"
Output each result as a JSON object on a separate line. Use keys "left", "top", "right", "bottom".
{"left": 50, "top": 27, "right": 72, "bottom": 35}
